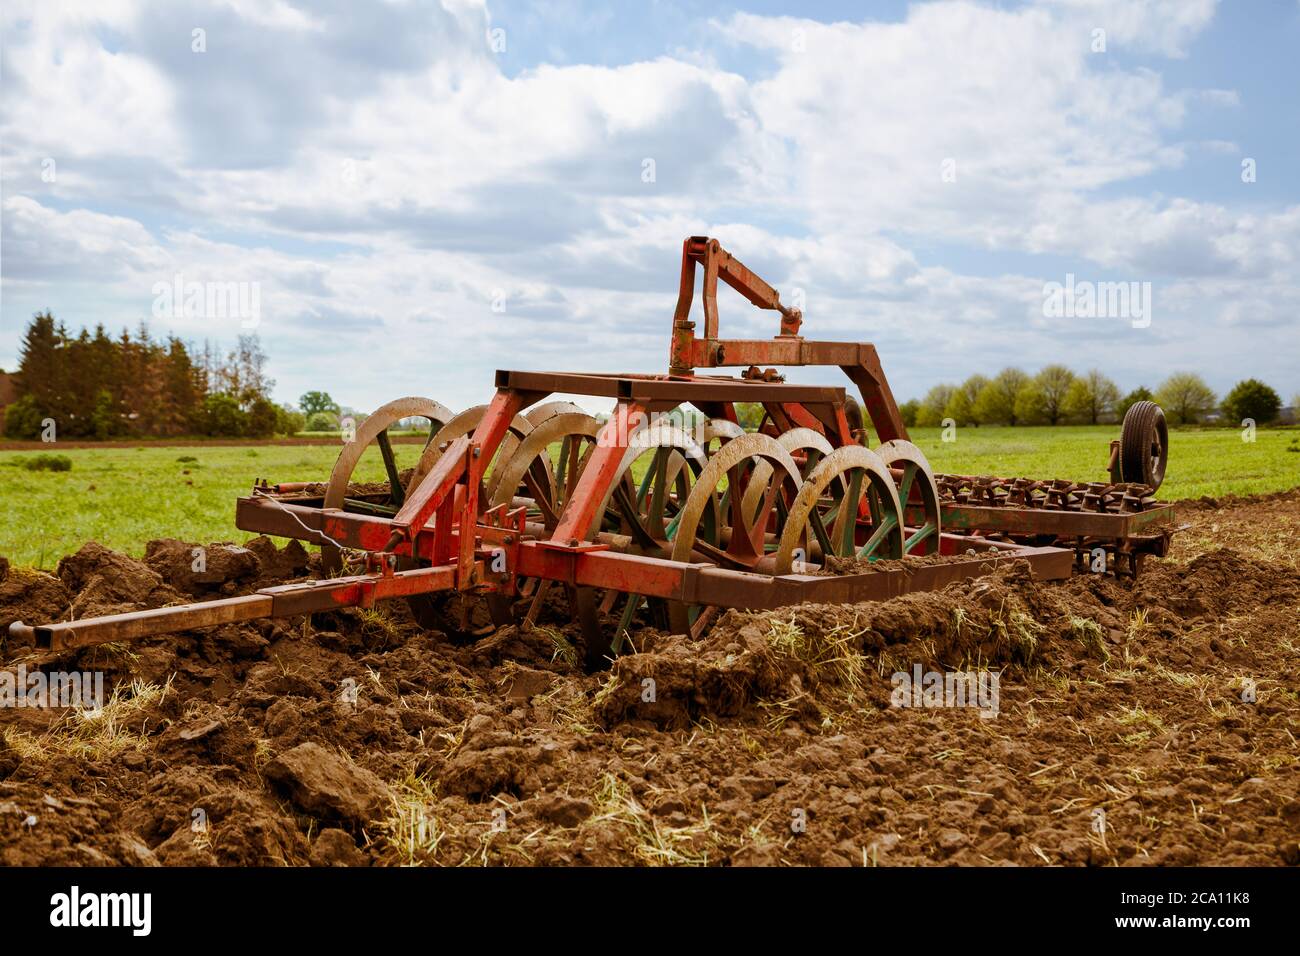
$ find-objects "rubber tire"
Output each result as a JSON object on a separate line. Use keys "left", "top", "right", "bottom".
{"left": 1118, "top": 400, "right": 1168, "bottom": 491}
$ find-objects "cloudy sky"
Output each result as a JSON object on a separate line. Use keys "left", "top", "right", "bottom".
{"left": 2, "top": 0, "right": 1297, "bottom": 413}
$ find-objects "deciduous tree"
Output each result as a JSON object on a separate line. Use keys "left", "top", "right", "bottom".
{"left": 299, "top": 391, "right": 340, "bottom": 417}
{"left": 944, "top": 374, "right": 989, "bottom": 427}
{"left": 916, "top": 384, "right": 955, "bottom": 428}
{"left": 1032, "top": 365, "right": 1076, "bottom": 426}
{"left": 1062, "top": 369, "right": 1120, "bottom": 425}
{"left": 972, "top": 368, "right": 1029, "bottom": 425}
{"left": 1155, "top": 373, "right": 1217, "bottom": 425}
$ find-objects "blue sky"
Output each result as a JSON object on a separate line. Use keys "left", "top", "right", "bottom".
{"left": 2, "top": 0, "right": 1297, "bottom": 412}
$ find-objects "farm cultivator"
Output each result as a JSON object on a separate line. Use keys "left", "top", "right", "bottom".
{"left": 12, "top": 238, "right": 1179, "bottom": 669}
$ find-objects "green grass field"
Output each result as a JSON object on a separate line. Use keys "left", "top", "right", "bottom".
{"left": 909, "top": 424, "right": 1300, "bottom": 499}
{"left": 2, "top": 425, "right": 1296, "bottom": 568}
{"left": 0, "top": 442, "right": 410, "bottom": 569}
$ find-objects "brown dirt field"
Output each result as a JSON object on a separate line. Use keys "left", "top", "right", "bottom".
{"left": 1, "top": 493, "right": 1297, "bottom": 867}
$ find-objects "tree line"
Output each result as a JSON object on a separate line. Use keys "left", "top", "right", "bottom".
{"left": 4, "top": 312, "right": 1292, "bottom": 440}
{"left": 900, "top": 366, "right": 1293, "bottom": 429}
{"left": 2, "top": 312, "right": 306, "bottom": 440}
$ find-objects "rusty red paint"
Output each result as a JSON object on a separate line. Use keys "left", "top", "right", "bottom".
{"left": 550, "top": 399, "right": 647, "bottom": 545}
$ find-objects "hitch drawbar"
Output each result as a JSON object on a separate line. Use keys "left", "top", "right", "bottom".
{"left": 8, "top": 562, "right": 473, "bottom": 653}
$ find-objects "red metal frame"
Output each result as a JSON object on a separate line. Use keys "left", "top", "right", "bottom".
{"left": 668, "top": 236, "right": 908, "bottom": 442}
{"left": 9, "top": 236, "right": 1179, "bottom": 656}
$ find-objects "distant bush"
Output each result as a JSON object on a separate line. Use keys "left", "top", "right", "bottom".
{"left": 2, "top": 395, "right": 46, "bottom": 439}
{"left": 898, "top": 398, "right": 920, "bottom": 428}
{"left": 276, "top": 404, "right": 307, "bottom": 436}
{"left": 1115, "top": 386, "right": 1154, "bottom": 420}
{"left": 24, "top": 453, "right": 72, "bottom": 472}
{"left": 734, "top": 402, "right": 764, "bottom": 431}
{"left": 304, "top": 411, "right": 340, "bottom": 432}
{"left": 245, "top": 396, "right": 279, "bottom": 439}
{"left": 1221, "top": 379, "right": 1281, "bottom": 426}
{"left": 202, "top": 393, "right": 247, "bottom": 437}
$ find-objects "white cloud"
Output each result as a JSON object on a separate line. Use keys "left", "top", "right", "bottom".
{"left": 1046, "top": 0, "right": 1218, "bottom": 58}
{"left": 0, "top": 1, "right": 180, "bottom": 162}
{"left": 721, "top": 2, "right": 1200, "bottom": 246}
{"left": 1, "top": 196, "right": 169, "bottom": 283}
{"left": 215, "top": 0, "right": 325, "bottom": 32}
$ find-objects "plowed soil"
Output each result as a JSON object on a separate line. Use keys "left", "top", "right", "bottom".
{"left": 1, "top": 491, "right": 1297, "bottom": 867}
